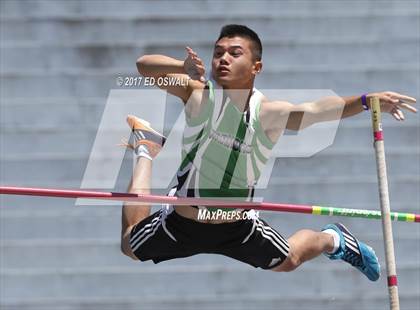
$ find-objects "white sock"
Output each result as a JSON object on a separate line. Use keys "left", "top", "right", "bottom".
{"left": 322, "top": 229, "right": 340, "bottom": 254}
{"left": 134, "top": 144, "right": 152, "bottom": 161}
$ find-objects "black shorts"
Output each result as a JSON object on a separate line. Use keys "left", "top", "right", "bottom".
{"left": 129, "top": 206, "right": 290, "bottom": 269}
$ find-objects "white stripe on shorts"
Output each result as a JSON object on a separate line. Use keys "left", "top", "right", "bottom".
{"left": 256, "top": 219, "right": 289, "bottom": 250}
{"left": 130, "top": 214, "right": 161, "bottom": 244}
{"left": 256, "top": 226, "right": 289, "bottom": 257}
{"left": 255, "top": 222, "right": 289, "bottom": 257}
{"left": 130, "top": 214, "right": 161, "bottom": 249}
{"left": 131, "top": 220, "right": 162, "bottom": 253}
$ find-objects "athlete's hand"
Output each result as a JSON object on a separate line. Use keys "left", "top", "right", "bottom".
{"left": 367, "top": 91, "right": 417, "bottom": 121}
{"left": 183, "top": 46, "right": 206, "bottom": 83}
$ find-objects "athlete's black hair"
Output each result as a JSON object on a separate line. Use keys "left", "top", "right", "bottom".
{"left": 216, "top": 24, "right": 262, "bottom": 61}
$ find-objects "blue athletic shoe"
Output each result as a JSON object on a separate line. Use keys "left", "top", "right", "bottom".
{"left": 322, "top": 223, "right": 381, "bottom": 281}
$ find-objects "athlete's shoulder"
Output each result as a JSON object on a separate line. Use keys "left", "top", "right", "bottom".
{"left": 259, "top": 98, "right": 294, "bottom": 116}
{"left": 183, "top": 79, "right": 214, "bottom": 119}
{"left": 259, "top": 98, "right": 295, "bottom": 135}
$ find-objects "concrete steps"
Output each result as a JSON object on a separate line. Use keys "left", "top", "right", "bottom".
{"left": 2, "top": 38, "right": 418, "bottom": 71}
{"left": 1, "top": 0, "right": 417, "bottom": 19}
{"left": 1, "top": 11, "right": 418, "bottom": 44}
{"left": 3, "top": 296, "right": 420, "bottom": 310}
{"left": 1, "top": 294, "right": 419, "bottom": 310}
{"left": 1, "top": 263, "right": 418, "bottom": 301}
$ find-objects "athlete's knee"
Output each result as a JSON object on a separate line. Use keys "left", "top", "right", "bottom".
{"left": 121, "top": 226, "right": 139, "bottom": 261}
{"left": 271, "top": 251, "right": 301, "bottom": 272}
{"left": 121, "top": 242, "right": 139, "bottom": 261}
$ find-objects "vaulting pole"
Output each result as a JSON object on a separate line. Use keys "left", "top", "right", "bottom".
{"left": 370, "top": 97, "right": 400, "bottom": 309}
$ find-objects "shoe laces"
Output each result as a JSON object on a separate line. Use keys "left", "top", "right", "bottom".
{"left": 118, "top": 138, "right": 135, "bottom": 150}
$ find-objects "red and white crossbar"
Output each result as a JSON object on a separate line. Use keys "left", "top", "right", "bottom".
{"left": 1, "top": 186, "right": 419, "bottom": 223}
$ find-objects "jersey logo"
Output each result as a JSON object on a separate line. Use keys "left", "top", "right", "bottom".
{"left": 209, "top": 129, "right": 251, "bottom": 153}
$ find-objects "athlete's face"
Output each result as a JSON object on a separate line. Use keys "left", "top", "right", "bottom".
{"left": 211, "top": 36, "right": 262, "bottom": 89}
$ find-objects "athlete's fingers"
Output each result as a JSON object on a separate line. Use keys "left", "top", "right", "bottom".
{"left": 190, "top": 69, "right": 205, "bottom": 79}
{"left": 392, "top": 110, "right": 401, "bottom": 121}
{"left": 398, "top": 102, "right": 417, "bottom": 113}
{"left": 388, "top": 92, "right": 416, "bottom": 103}
{"left": 185, "top": 47, "right": 204, "bottom": 64}
{"left": 185, "top": 46, "right": 194, "bottom": 56}
{"left": 195, "top": 64, "right": 205, "bottom": 72}
{"left": 187, "top": 48, "right": 199, "bottom": 58}
{"left": 186, "top": 47, "right": 200, "bottom": 60}
{"left": 382, "top": 92, "right": 416, "bottom": 108}
{"left": 381, "top": 95, "right": 417, "bottom": 115}
{"left": 188, "top": 53, "right": 201, "bottom": 64}
{"left": 191, "top": 57, "right": 204, "bottom": 66}
{"left": 186, "top": 64, "right": 205, "bottom": 79}
{"left": 391, "top": 107, "right": 403, "bottom": 121}
{"left": 185, "top": 46, "right": 205, "bottom": 82}
{"left": 396, "top": 108, "right": 405, "bottom": 120}
{"left": 389, "top": 97, "right": 400, "bottom": 104}
{"left": 188, "top": 61, "right": 205, "bottom": 73}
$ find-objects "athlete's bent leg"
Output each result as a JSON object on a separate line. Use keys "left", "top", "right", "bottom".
{"left": 120, "top": 115, "right": 166, "bottom": 260}
{"left": 271, "top": 229, "right": 334, "bottom": 272}
{"left": 121, "top": 157, "right": 153, "bottom": 260}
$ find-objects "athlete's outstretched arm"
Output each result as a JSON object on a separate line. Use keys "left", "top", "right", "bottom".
{"left": 263, "top": 92, "right": 417, "bottom": 132}
{"left": 310, "top": 92, "right": 416, "bottom": 121}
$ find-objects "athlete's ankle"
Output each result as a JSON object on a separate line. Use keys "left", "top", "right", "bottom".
{"left": 322, "top": 229, "right": 340, "bottom": 254}
{"left": 135, "top": 144, "right": 152, "bottom": 161}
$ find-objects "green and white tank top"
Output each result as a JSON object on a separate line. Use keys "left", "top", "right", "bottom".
{"left": 175, "top": 79, "right": 274, "bottom": 211}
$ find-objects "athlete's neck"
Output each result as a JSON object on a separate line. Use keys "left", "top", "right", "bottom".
{"left": 222, "top": 87, "right": 253, "bottom": 112}
{"left": 211, "top": 74, "right": 255, "bottom": 112}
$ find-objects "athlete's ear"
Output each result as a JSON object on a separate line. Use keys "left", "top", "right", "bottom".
{"left": 252, "top": 61, "right": 262, "bottom": 76}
